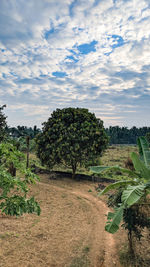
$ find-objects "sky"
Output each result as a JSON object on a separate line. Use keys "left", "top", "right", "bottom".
{"left": 0, "top": 0, "right": 150, "bottom": 128}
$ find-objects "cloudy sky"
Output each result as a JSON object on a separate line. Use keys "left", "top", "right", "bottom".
{"left": 0, "top": 0, "right": 150, "bottom": 128}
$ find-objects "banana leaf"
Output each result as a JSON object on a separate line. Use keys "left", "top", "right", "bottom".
{"left": 137, "top": 137, "right": 150, "bottom": 167}
{"left": 121, "top": 184, "right": 146, "bottom": 207}
{"left": 131, "top": 152, "right": 150, "bottom": 180}
{"left": 137, "top": 137, "right": 149, "bottom": 157}
{"left": 105, "top": 206, "right": 124, "bottom": 234}
{"left": 144, "top": 151, "right": 150, "bottom": 167}
{"left": 90, "top": 165, "right": 139, "bottom": 177}
{"left": 98, "top": 180, "right": 137, "bottom": 196}
{"left": 89, "top": 166, "right": 113, "bottom": 173}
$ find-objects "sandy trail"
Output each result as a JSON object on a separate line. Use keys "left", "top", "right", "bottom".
{"left": 38, "top": 178, "right": 122, "bottom": 266}
{"left": 71, "top": 190, "right": 121, "bottom": 267}
{"left": 0, "top": 178, "right": 122, "bottom": 267}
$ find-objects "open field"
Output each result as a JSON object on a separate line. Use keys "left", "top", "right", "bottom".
{"left": 0, "top": 174, "right": 125, "bottom": 267}
{"left": 0, "top": 145, "right": 150, "bottom": 267}
{"left": 101, "top": 145, "right": 138, "bottom": 167}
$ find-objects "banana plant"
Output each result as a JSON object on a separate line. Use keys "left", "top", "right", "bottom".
{"left": 137, "top": 136, "right": 150, "bottom": 167}
{"left": 90, "top": 137, "right": 150, "bottom": 234}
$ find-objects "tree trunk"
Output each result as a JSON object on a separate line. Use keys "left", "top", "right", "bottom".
{"left": 128, "top": 231, "right": 135, "bottom": 258}
{"left": 26, "top": 136, "right": 30, "bottom": 169}
{"left": 72, "top": 164, "right": 76, "bottom": 179}
{"left": 8, "top": 162, "right": 16, "bottom": 176}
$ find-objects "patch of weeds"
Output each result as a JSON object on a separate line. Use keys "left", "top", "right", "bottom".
{"left": 69, "top": 252, "right": 90, "bottom": 267}
{"left": 77, "top": 196, "right": 82, "bottom": 200}
{"left": 120, "top": 246, "right": 150, "bottom": 267}
{"left": 69, "top": 244, "right": 90, "bottom": 266}
{"left": 0, "top": 232, "right": 19, "bottom": 239}
{"left": 119, "top": 247, "right": 135, "bottom": 267}
{"left": 83, "top": 245, "right": 90, "bottom": 253}
{"left": 88, "top": 189, "right": 92, "bottom": 192}
{"left": 61, "top": 193, "right": 67, "bottom": 198}
{"left": 31, "top": 218, "right": 40, "bottom": 228}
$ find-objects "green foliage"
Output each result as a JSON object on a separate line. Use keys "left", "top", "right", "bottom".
{"left": 6, "top": 125, "right": 41, "bottom": 139}
{"left": 131, "top": 152, "right": 150, "bottom": 180}
{"left": 90, "top": 165, "right": 113, "bottom": 173}
{"left": 0, "top": 168, "right": 28, "bottom": 201}
{"left": 17, "top": 137, "right": 36, "bottom": 152}
{"left": 0, "top": 142, "right": 41, "bottom": 216}
{"left": 23, "top": 168, "right": 40, "bottom": 184}
{"left": 90, "top": 165, "right": 138, "bottom": 178}
{"left": 0, "top": 142, "right": 25, "bottom": 169}
{"left": 91, "top": 136, "right": 150, "bottom": 236}
{"left": 122, "top": 205, "right": 150, "bottom": 241}
{"left": 137, "top": 136, "right": 150, "bottom": 166}
{"left": 105, "top": 206, "right": 124, "bottom": 234}
{"left": 121, "top": 184, "right": 146, "bottom": 207}
{"left": 0, "top": 195, "right": 40, "bottom": 216}
{"left": 106, "top": 126, "right": 150, "bottom": 144}
{"left": 36, "top": 107, "right": 108, "bottom": 178}
{"left": 99, "top": 180, "right": 137, "bottom": 196}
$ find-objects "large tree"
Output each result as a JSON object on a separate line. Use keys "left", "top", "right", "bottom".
{"left": 36, "top": 107, "right": 108, "bottom": 178}
{"left": 0, "top": 105, "right": 7, "bottom": 143}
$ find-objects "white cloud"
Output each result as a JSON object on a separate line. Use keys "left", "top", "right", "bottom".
{"left": 0, "top": 0, "right": 150, "bottom": 126}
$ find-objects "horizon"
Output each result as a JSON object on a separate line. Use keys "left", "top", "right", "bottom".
{"left": 5, "top": 106, "right": 150, "bottom": 130}
{"left": 0, "top": 0, "right": 150, "bottom": 128}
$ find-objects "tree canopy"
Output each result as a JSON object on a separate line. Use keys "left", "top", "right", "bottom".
{"left": 36, "top": 107, "right": 108, "bottom": 178}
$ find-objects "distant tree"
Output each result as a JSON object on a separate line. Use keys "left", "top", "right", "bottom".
{"left": 6, "top": 125, "right": 41, "bottom": 139}
{"left": 0, "top": 105, "right": 7, "bottom": 143}
{"left": 106, "top": 126, "right": 150, "bottom": 144}
{"left": 36, "top": 107, "right": 108, "bottom": 178}
{"left": 146, "top": 132, "right": 150, "bottom": 145}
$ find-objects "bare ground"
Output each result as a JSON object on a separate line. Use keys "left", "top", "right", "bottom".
{"left": 0, "top": 174, "right": 125, "bottom": 267}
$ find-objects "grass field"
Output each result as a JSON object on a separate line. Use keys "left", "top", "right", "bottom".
{"left": 0, "top": 145, "right": 150, "bottom": 267}
{"left": 101, "top": 145, "right": 138, "bottom": 167}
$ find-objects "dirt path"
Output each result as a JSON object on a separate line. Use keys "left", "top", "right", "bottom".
{"left": 39, "top": 178, "right": 122, "bottom": 266}
{"left": 70, "top": 190, "right": 121, "bottom": 267}
{"left": 0, "top": 176, "right": 123, "bottom": 267}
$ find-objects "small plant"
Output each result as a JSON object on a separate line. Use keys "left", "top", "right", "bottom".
{"left": 0, "top": 142, "right": 41, "bottom": 216}
{"left": 88, "top": 189, "right": 92, "bottom": 192}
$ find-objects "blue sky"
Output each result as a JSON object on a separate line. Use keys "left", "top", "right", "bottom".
{"left": 0, "top": 0, "right": 150, "bottom": 128}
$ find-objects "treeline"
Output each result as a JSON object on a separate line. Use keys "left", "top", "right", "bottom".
{"left": 5, "top": 125, "right": 150, "bottom": 145}
{"left": 1, "top": 104, "right": 150, "bottom": 146}
{"left": 106, "top": 126, "right": 150, "bottom": 144}
{"left": 6, "top": 125, "right": 41, "bottom": 139}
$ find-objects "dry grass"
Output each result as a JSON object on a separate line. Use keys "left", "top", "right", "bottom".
{"left": 1, "top": 145, "right": 149, "bottom": 267}
{"left": 0, "top": 174, "right": 124, "bottom": 267}
{"left": 101, "top": 145, "right": 138, "bottom": 167}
